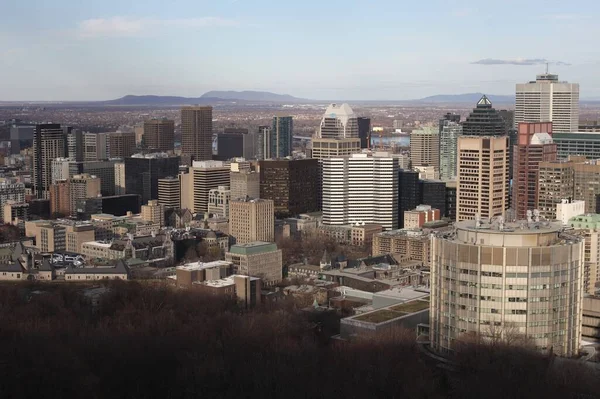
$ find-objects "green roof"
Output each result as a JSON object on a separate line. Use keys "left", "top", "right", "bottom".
{"left": 229, "top": 242, "right": 278, "bottom": 256}
{"left": 569, "top": 214, "right": 600, "bottom": 229}
{"left": 554, "top": 132, "right": 600, "bottom": 141}
{"left": 352, "top": 299, "right": 430, "bottom": 324}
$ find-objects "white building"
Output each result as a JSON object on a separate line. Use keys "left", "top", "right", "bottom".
{"left": 556, "top": 199, "right": 585, "bottom": 225}
{"left": 208, "top": 185, "right": 231, "bottom": 218}
{"left": 322, "top": 152, "right": 399, "bottom": 230}
{"left": 516, "top": 73, "right": 579, "bottom": 133}
{"left": 317, "top": 103, "right": 359, "bottom": 139}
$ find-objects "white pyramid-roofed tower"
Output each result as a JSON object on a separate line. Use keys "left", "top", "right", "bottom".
{"left": 318, "top": 103, "right": 359, "bottom": 139}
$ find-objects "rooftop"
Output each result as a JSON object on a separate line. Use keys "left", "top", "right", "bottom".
{"left": 196, "top": 274, "right": 259, "bottom": 288}
{"left": 228, "top": 241, "right": 278, "bottom": 256}
{"left": 350, "top": 298, "right": 430, "bottom": 324}
{"left": 455, "top": 219, "right": 563, "bottom": 235}
{"left": 177, "top": 260, "right": 232, "bottom": 272}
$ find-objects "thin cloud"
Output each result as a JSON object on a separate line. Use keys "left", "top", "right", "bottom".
{"left": 451, "top": 8, "right": 474, "bottom": 17}
{"left": 471, "top": 58, "right": 571, "bottom": 66}
{"left": 78, "top": 16, "right": 237, "bottom": 38}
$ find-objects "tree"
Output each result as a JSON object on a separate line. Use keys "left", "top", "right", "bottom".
{"left": 0, "top": 224, "right": 20, "bottom": 242}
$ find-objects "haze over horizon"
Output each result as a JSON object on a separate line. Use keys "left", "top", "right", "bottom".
{"left": 3, "top": 0, "right": 599, "bottom": 101}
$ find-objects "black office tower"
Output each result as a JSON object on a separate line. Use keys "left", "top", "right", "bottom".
{"left": 77, "top": 194, "right": 142, "bottom": 220}
{"left": 419, "top": 180, "right": 446, "bottom": 217}
{"left": 357, "top": 117, "right": 371, "bottom": 149}
{"left": 125, "top": 154, "right": 180, "bottom": 204}
{"left": 398, "top": 169, "right": 419, "bottom": 228}
{"left": 462, "top": 96, "right": 507, "bottom": 137}
{"left": 445, "top": 183, "right": 457, "bottom": 221}
{"left": 216, "top": 128, "right": 247, "bottom": 160}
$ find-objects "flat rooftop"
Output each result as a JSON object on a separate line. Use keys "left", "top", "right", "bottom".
{"left": 177, "top": 260, "right": 232, "bottom": 271}
{"left": 350, "top": 298, "right": 430, "bottom": 324}
{"left": 195, "top": 274, "right": 259, "bottom": 288}
{"left": 455, "top": 219, "right": 563, "bottom": 235}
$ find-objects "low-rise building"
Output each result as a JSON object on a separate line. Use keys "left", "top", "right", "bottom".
{"left": 403, "top": 205, "right": 441, "bottom": 229}
{"left": 175, "top": 260, "right": 233, "bottom": 288}
{"left": 195, "top": 275, "right": 262, "bottom": 307}
{"left": 64, "top": 260, "right": 130, "bottom": 281}
{"left": 318, "top": 223, "right": 383, "bottom": 247}
{"left": 225, "top": 241, "right": 282, "bottom": 286}
{"left": 372, "top": 229, "right": 431, "bottom": 266}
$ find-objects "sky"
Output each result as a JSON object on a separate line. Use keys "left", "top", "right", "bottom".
{"left": 2, "top": 0, "right": 600, "bottom": 101}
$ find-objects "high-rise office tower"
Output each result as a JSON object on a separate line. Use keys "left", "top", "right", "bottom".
{"left": 230, "top": 167, "right": 260, "bottom": 200}
{"left": 229, "top": 197, "right": 275, "bottom": 244}
{"left": 313, "top": 104, "right": 361, "bottom": 159}
{"left": 125, "top": 153, "right": 180, "bottom": 204}
{"left": 207, "top": 185, "right": 231, "bottom": 218}
{"left": 180, "top": 161, "right": 230, "bottom": 214}
{"left": 462, "top": 96, "right": 507, "bottom": 136}
{"left": 158, "top": 176, "right": 180, "bottom": 210}
{"left": 322, "top": 153, "right": 399, "bottom": 230}
{"left": 107, "top": 132, "right": 136, "bottom": 158}
{"left": 439, "top": 120, "right": 462, "bottom": 181}
{"left": 83, "top": 132, "right": 108, "bottom": 161}
{"left": 410, "top": 127, "right": 440, "bottom": 174}
{"left": 357, "top": 117, "right": 371, "bottom": 149}
{"left": 537, "top": 161, "right": 575, "bottom": 220}
{"left": 181, "top": 106, "right": 213, "bottom": 161}
{"left": 398, "top": 169, "right": 420, "bottom": 228}
{"left": 256, "top": 126, "right": 271, "bottom": 160}
{"left": 430, "top": 219, "right": 583, "bottom": 357}
{"left": 67, "top": 129, "right": 84, "bottom": 162}
{"left": 216, "top": 128, "right": 249, "bottom": 160}
{"left": 33, "top": 123, "right": 67, "bottom": 199}
{"left": 271, "top": 116, "right": 293, "bottom": 158}
{"left": 438, "top": 113, "right": 461, "bottom": 133}
{"left": 419, "top": 180, "right": 446, "bottom": 217}
{"left": 0, "top": 179, "right": 25, "bottom": 223}
{"left": 513, "top": 122, "right": 557, "bottom": 220}
{"left": 318, "top": 103, "right": 359, "bottom": 138}
{"left": 445, "top": 181, "right": 457, "bottom": 220}
{"left": 516, "top": 73, "right": 579, "bottom": 133}
{"left": 456, "top": 136, "right": 509, "bottom": 221}
{"left": 49, "top": 180, "right": 70, "bottom": 218}
{"left": 143, "top": 119, "right": 175, "bottom": 152}
{"left": 69, "top": 174, "right": 101, "bottom": 217}
{"left": 141, "top": 200, "right": 165, "bottom": 227}
{"left": 82, "top": 160, "right": 118, "bottom": 197}
{"left": 259, "top": 159, "right": 320, "bottom": 217}
{"left": 114, "top": 162, "right": 126, "bottom": 195}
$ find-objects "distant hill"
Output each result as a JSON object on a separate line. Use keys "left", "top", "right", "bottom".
{"left": 201, "top": 90, "right": 306, "bottom": 102}
{"left": 417, "top": 93, "right": 515, "bottom": 104}
{"left": 101, "top": 95, "right": 217, "bottom": 106}
{"left": 102, "top": 91, "right": 307, "bottom": 106}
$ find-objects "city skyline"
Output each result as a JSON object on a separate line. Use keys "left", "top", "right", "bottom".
{"left": 3, "top": 0, "right": 600, "bottom": 101}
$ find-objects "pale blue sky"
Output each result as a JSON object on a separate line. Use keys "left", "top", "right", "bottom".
{"left": 2, "top": 0, "right": 599, "bottom": 101}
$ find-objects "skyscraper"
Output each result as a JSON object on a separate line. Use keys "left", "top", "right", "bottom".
{"left": 33, "top": 123, "right": 66, "bottom": 199}
{"left": 69, "top": 174, "right": 101, "bottom": 217}
{"left": 322, "top": 153, "right": 399, "bottom": 230}
{"left": 456, "top": 136, "right": 509, "bottom": 221}
{"left": 158, "top": 176, "right": 181, "bottom": 210}
{"left": 462, "top": 96, "right": 507, "bottom": 137}
{"left": 229, "top": 198, "right": 275, "bottom": 244}
{"left": 439, "top": 120, "right": 462, "bottom": 180}
{"left": 313, "top": 103, "right": 361, "bottom": 159}
{"left": 271, "top": 116, "right": 293, "bottom": 158}
{"left": 410, "top": 127, "right": 440, "bottom": 174}
{"left": 216, "top": 128, "right": 248, "bottom": 160}
{"left": 257, "top": 126, "right": 272, "bottom": 160}
{"left": 516, "top": 73, "right": 579, "bottom": 133}
{"left": 357, "top": 117, "right": 371, "bottom": 149}
{"left": 179, "top": 161, "right": 230, "bottom": 214}
{"left": 143, "top": 118, "right": 175, "bottom": 152}
{"left": 513, "top": 122, "right": 557, "bottom": 219}
{"left": 259, "top": 159, "right": 320, "bottom": 217}
{"left": 181, "top": 106, "right": 213, "bottom": 161}
{"left": 125, "top": 153, "right": 180, "bottom": 204}
{"left": 398, "top": 169, "right": 420, "bottom": 228}
{"left": 107, "top": 132, "right": 136, "bottom": 158}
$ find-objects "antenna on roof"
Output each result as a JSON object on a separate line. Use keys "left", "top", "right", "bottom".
{"left": 546, "top": 62, "right": 549, "bottom": 74}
